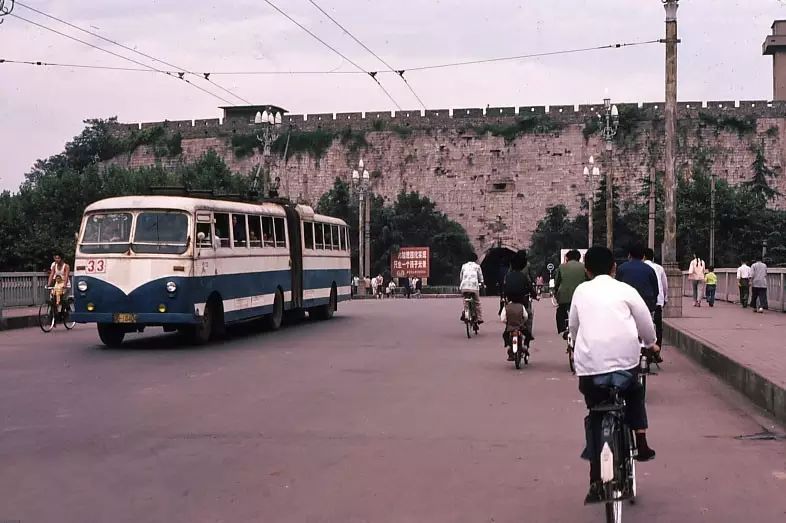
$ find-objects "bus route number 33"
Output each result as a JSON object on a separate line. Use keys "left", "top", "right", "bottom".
{"left": 85, "top": 260, "right": 106, "bottom": 273}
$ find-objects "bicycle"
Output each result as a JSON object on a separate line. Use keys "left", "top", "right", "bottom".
{"left": 39, "top": 287, "right": 76, "bottom": 332}
{"left": 508, "top": 328, "right": 529, "bottom": 369}
{"left": 566, "top": 331, "right": 575, "bottom": 374}
{"left": 590, "top": 374, "right": 638, "bottom": 523}
{"left": 462, "top": 291, "right": 480, "bottom": 338}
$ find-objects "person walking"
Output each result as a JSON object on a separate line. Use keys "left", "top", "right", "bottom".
{"left": 736, "top": 259, "right": 752, "bottom": 308}
{"left": 371, "top": 274, "right": 379, "bottom": 299}
{"left": 704, "top": 266, "right": 718, "bottom": 307}
{"left": 643, "top": 248, "right": 668, "bottom": 348}
{"left": 750, "top": 257, "right": 769, "bottom": 313}
{"left": 688, "top": 254, "right": 706, "bottom": 307}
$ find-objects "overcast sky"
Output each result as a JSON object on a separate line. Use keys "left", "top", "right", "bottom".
{"left": 2, "top": 0, "right": 785, "bottom": 191}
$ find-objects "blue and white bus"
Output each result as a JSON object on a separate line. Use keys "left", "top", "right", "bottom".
{"left": 71, "top": 195, "right": 351, "bottom": 347}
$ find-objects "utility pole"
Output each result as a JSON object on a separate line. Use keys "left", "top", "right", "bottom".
{"left": 648, "top": 170, "right": 656, "bottom": 250}
{"left": 662, "top": 0, "right": 682, "bottom": 318}
{"left": 352, "top": 160, "right": 372, "bottom": 278}
{"left": 710, "top": 172, "right": 716, "bottom": 267}
{"left": 584, "top": 156, "right": 600, "bottom": 247}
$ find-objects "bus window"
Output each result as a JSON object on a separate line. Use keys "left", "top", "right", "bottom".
{"left": 214, "top": 213, "right": 231, "bottom": 248}
{"left": 196, "top": 221, "right": 213, "bottom": 248}
{"left": 314, "top": 222, "right": 324, "bottom": 249}
{"left": 248, "top": 216, "right": 262, "bottom": 248}
{"left": 274, "top": 217, "right": 287, "bottom": 248}
{"left": 329, "top": 225, "right": 338, "bottom": 250}
{"left": 80, "top": 213, "right": 132, "bottom": 254}
{"left": 322, "top": 224, "right": 332, "bottom": 249}
{"left": 133, "top": 212, "right": 189, "bottom": 254}
{"left": 303, "top": 222, "right": 314, "bottom": 250}
{"left": 232, "top": 214, "right": 248, "bottom": 248}
{"left": 341, "top": 226, "right": 348, "bottom": 251}
{"left": 261, "top": 216, "right": 275, "bottom": 247}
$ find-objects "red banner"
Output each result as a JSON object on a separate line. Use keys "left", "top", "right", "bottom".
{"left": 391, "top": 247, "right": 430, "bottom": 278}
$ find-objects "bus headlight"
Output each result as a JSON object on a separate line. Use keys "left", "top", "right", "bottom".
{"left": 165, "top": 281, "right": 177, "bottom": 293}
{"left": 77, "top": 280, "right": 88, "bottom": 292}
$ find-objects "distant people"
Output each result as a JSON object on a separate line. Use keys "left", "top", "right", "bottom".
{"left": 704, "top": 266, "right": 718, "bottom": 307}
{"left": 376, "top": 275, "right": 385, "bottom": 299}
{"left": 643, "top": 248, "right": 668, "bottom": 348}
{"left": 750, "top": 257, "right": 769, "bottom": 313}
{"left": 414, "top": 277, "right": 423, "bottom": 298}
{"left": 386, "top": 280, "right": 396, "bottom": 298}
{"left": 554, "top": 249, "right": 587, "bottom": 337}
{"left": 535, "top": 275, "right": 545, "bottom": 295}
{"left": 352, "top": 275, "right": 360, "bottom": 297}
{"left": 688, "top": 253, "right": 707, "bottom": 307}
{"left": 364, "top": 276, "right": 372, "bottom": 296}
{"left": 371, "top": 274, "right": 379, "bottom": 298}
{"left": 402, "top": 277, "right": 412, "bottom": 299}
{"left": 616, "top": 244, "right": 659, "bottom": 313}
{"left": 736, "top": 259, "right": 752, "bottom": 308}
{"left": 232, "top": 215, "right": 246, "bottom": 246}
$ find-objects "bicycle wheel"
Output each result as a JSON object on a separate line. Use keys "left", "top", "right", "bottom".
{"left": 39, "top": 303, "right": 55, "bottom": 332}
{"left": 639, "top": 373, "right": 647, "bottom": 397}
{"left": 568, "top": 348, "right": 575, "bottom": 373}
{"left": 63, "top": 300, "right": 76, "bottom": 330}
{"left": 605, "top": 497, "right": 623, "bottom": 523}
{"left": 514, "top": 341, "right": 522, "bottom": 369}
{"left": 465, "top": 320, "right": 471, "bottom": 339}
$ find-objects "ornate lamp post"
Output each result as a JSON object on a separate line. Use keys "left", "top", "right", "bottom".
{"left": 252, "top": 108, "right": 284, "bottom": 198}
{"left": 599, "top": 98, "right": 620, "bottom": 250}
{"left": 662, "top": 0, "right": 682, "bottom": 318}
{"left": 583, "top": 155, "right": 601, "bottom": 247}
{"left": 352, "top": 159, "right": 371, "bottom": 279}
{"left": 0, "top": 1, "right": 15, "bottom": 24}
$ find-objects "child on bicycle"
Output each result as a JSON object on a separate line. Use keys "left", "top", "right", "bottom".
{"left": 500, "top": 299, "right": 529, "bottom": 361}
{"left": 52, "top": 275, "right": 66, "bottom": 312}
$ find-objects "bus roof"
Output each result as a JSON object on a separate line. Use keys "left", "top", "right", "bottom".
{"left": 84, "top": 196, "right": 347, "bottom": 226}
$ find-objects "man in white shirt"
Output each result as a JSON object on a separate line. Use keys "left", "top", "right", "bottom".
{"left": 643, "top": 247, "right": 668, "bottom": 348}
{"left": 736, "top": 259, "right": 752, "bottom": 309}
{"left": 568, "top": 246, "right": 659, "bottom": 503}
{"left": 459, "top": 253, "right": 484, "bottom": 323}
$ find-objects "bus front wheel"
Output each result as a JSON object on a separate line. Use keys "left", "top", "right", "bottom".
{"left": 191, "top": 302, "right": 214, "bottom": 345}
{"left": 97, "top": 323, "right": 125, "bottom": 348}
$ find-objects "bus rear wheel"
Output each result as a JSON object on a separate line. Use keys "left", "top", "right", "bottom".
{"left": 97, "top": 323, "right": 125, "bottom": 348}
{"left": 265, "top": 289, "right": 284, "bottom": 331}
{"left": 311, "top": 286, "right": 336, "bottom": 320}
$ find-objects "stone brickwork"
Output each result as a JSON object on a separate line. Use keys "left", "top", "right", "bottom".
{"left": 105, "top": 102, "right": 786, "bottom": 258}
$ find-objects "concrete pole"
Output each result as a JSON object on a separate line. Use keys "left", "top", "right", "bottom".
{"left": 606, "top": 143, "right": 614, "bottom": 250}
{"left": 588, "top": 178, "right": 594, "bottom": 247}
{"left": 648, "top": 170, "right": 656, "bottom": 250}
{"left": 364, "top": 192, "right": 372, "bottom": 279}
{"left": 662, "top": 0, "right": 683, "bottom": 318}
{"left": 710, "top": 172, "right": 716, "bottom": 267}
{"left": 358, "top": 193, "right": 365, "bottom": 278}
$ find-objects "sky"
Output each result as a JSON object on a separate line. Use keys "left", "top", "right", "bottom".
{"left": 2, "top": 0, "right": 786, "bottom": 191}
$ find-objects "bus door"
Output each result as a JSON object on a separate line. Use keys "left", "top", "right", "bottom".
{"left": 284, "top": 205, "right": 303, "bottom": 309}
{"left": 195, "top": 211, "right": 218, "bottom": 279}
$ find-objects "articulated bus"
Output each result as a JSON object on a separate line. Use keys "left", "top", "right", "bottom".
{"left": 71, "top": 195, "right": 351, "bottom": 347}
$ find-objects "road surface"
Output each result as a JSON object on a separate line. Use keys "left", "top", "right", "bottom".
{"left": 1, "top": 298, "right": 785, "bottom": 522}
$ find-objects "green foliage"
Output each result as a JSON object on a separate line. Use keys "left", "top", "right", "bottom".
{"left": 698, "top": 112, "right": 757, "bottom": 136}
{"left": 272, "top": 129, "right": 336, "bottom": 161}
{"left": 745, "top": 145, "right": 780, "bottom": 199}
{"left": 316, "top": 180, "right": 473, "bottom": 283}
{"left": 0, "top": 119, "right": 250, "bottom": 270}
{"left": 582, "top": 117, "right": 601, "bottom": 141}
{"left": 372, "top": 119, "right": 386, "bottom": 132}
{"left": 338, "top": 127, "right": 369, "bottom": 154}
{"left": 527, "top": 205, "right": 589, "bottom": 276}
{"left": 231, "top": 134, "right": 261, "bottom": 158}
{"left": 474, "top": 115, "right": 565, "bottom": 143}
{"left": 766, "top": 126, "right": 779, "bottom": 138}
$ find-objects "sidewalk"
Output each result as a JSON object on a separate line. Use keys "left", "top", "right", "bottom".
{"left": 664, "top": 297, "right": 786, "bottom": 424}
{"left": 0, "top": 305, "right": 39, "bottom": 331}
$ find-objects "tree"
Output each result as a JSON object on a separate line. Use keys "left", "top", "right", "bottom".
{"left": 527, "top": 205, "right": 588, "bottom": 277}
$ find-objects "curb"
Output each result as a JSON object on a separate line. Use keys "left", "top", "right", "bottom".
{"left": 664, "top": 321, "right": 786, "bottom": 425}
{"left": 0, "top": 314, "right": 39, "bottom": 331}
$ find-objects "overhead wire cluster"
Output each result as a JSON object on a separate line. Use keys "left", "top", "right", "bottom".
{"left": 4, "top": 0, "right": 663, "bottom": 109}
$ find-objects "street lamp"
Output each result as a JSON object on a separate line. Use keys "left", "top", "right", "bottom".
{"left": 251, "top": 106, "right": 286, "bottom": 198}
{"left": 0, "top": 1, "right": 15, "bottom": 24}
{"left": 599, "top": 98, "right": 619, "bottom": 250}
{"left": 662, "top": 0, "right": 681, "bottom": 318}
{"left": 584, "top": 155, "right": 601, "bottom": 247}
{"left": 352, "top": 159, "right": 372, "bottom": 279}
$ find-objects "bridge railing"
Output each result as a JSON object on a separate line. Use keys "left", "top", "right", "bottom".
{"left": 681, "top": 268, "right": 786, "bottom": 312}
{"left": 0, "top": 272, "right": 51, "bottom": 310}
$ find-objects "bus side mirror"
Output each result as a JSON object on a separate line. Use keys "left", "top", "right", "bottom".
{"left": 196, "top": 232, "right": 205, "bottom": 256}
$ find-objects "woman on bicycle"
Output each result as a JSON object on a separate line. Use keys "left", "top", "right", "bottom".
{"left": 568, "top": 246, "right": 659, "bottom": 504}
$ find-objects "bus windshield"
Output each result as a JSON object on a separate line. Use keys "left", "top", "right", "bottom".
{"left": 80, "top": 213, "right": 132, "bottom": 253}
{"left": 132, "top": 212, "right": 189, "bottom": 254}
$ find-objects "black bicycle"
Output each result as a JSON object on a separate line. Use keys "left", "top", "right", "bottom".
{"left": 566, "top": 332, "right": 576, "bottom": 374}
{"left": 462, "top": 292, "right": 480, "bottom": 338}
{"left": 39, "top": 288, "right": 76, "bottom": 332}
{"left": 590, "top": 376, "right": 638, "bottom": 523}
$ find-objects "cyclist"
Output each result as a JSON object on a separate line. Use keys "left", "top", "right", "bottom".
{"left": 554, "top": 249, "right": 587, "bottom": 338}
{"left": 502, "top": 250, "right": 538, "bottom": 351}
{"left": 568, "top": 246, "right": 660, "bottom": 504}
{"left": 459, "top": 253, "right": 484, "bottom": 324}
{"left": 616, "top": 243, "right": 663, "bottom": 363}
{"left": 47, "top": 252, "right": 70, "bottom": 289}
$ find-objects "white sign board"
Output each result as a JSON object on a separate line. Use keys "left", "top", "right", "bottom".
{"left": 559, "top": 249, "right": 588, "bottom": 264}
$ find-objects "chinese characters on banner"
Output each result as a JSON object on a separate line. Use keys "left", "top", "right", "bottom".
{"left": 390, "top": 247, "right": 430, "bottom": 278}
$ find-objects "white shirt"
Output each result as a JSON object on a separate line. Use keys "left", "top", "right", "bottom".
{"left": 459, "top": 261, "right": 484, "bottom": 292}
{"left": 737, "top": 264, "right": 752, "bottom": 280}
{"left": 568, "top": 275, "right": 657, "bottom": 377}
{"left": 644, "top": 260, "right": 668, "bottom": 306}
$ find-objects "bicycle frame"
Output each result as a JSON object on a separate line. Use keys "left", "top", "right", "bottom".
{"left": 592, "top": 388, "right": 636, "bottom": 517}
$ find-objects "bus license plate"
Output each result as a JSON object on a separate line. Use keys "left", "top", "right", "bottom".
{"left": 114, "top": 313, "right": 136, "bottom": 323}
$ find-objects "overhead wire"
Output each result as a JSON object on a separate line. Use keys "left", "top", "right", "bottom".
{"left": 14, "top": 1, "right": 250, "bottom": 105}
{"left": 8, "top": 12, "right": 236, "bottom": 105}
{"left": 262, "top": 0, "right": 402, "bottom": 110}
{"left": 306, "top": 0, "right": 426, "bottom": 110}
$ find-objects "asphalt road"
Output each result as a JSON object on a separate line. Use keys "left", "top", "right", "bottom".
{"left": 1, "top": 298, "right": 785, "bottom": 522}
